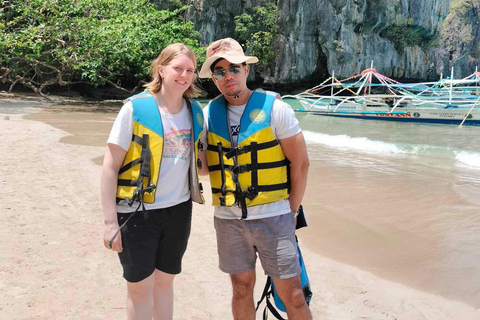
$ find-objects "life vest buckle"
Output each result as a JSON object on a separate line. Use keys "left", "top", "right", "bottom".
{"left": 225, "top": 145, "right": 249, "bottom": 159}
{"left": 233, "top": 164, "right": 250, "bottom": 174}
{"left": 144, "top": 184, "right": 156, "bottom": 194}
{"left": 234, "top": 186, "right": 258, "bottom": 202}
{"left": 219, "top": 196, "right": 226, "bottom": 206}
{"left": 246, "top": 186, "right": 258, "bottom": 200}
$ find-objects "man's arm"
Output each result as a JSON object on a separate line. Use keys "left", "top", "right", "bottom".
{"left": 279, "top": 132, "right": 309, "bottom": 213}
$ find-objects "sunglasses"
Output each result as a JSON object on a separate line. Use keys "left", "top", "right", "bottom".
{"left": 212, "top": 65, "right": 242, "bottom": 81}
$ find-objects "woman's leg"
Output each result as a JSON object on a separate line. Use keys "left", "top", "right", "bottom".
{"left": 152, "top": 269, "right": 176, "bottom": 320}
{"left": 126, "top": 272, "right": 156, "bottom": 320}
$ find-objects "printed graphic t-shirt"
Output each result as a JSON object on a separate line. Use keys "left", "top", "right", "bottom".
{"left": 108, "top": 100, "right": 192, "bottom": 212}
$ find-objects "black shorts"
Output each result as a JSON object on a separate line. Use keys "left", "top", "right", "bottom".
{"left": 117, "top": 199, "right": 192, "bottom": 283}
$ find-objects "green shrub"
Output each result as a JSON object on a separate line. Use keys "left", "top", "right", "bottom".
{"left": 0, "top": 0, "right": 204, "bottom": 94}
{"left": 234, "top": 3, "right": 279, "bottom": 73}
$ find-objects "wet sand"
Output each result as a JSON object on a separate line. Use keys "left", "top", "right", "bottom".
{"left": 1, "top": 97, "right": 479, "bottom": 319}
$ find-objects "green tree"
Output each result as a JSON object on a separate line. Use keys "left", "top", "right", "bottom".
{"left": 234, "top": 3, "right": 279, "bottom": 74}
{"left": 0, "top": 0, "right": 205, "bottom": 96}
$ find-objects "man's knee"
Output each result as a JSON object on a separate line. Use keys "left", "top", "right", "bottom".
{"left": 284, "top": 287, "right": 308, "bottom": 309}
{"left": 231, "top": 273, "right": 255, "bottom": 300}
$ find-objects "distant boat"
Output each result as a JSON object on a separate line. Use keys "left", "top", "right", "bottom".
{"left": 283, "top": 66, "right": 480, "bottom": 126}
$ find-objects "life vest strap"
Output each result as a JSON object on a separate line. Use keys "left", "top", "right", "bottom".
{"left": 118, "top": 158, "right": 142, "bottom": 175}
{"left": 207, "top": 144, "right": 232, "bottom": 152}
{"left": 118, "top": 179, "right": 138, "bottom": 187}
{"left": 211, "top": 182, "right": 288, "bottom": 195}
{"left": 224, "top": 140, "right": 279, "bottom": 160}
{"left": 208, "top": 159, "right": 290, "bottom": 173}
{"left": 117, "top": 134, "right": 147, "bottom": 174}
{"left": 206, "top": 139, "right": 279, "bottom": 159}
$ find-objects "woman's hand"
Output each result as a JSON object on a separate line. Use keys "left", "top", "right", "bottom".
{"left": 104, "top": 222, "right": 123, "bottom": 252}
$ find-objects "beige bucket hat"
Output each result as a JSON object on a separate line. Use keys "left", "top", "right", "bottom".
{"left": 199, "top": 38, "right": 258, "bottom": 78}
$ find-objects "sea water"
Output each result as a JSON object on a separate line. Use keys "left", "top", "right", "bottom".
{"left": 282, "top": 98, "right": 480, "bottom": 308}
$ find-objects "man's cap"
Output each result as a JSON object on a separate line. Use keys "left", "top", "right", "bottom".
{"left": 198, "top": 38, "right": 258, "bottom": 78}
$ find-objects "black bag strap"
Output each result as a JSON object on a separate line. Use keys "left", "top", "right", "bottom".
{"left": 256, "top": 277, "right": 272, "bottom": 312}
{"left": 255, "top": 276, "right": 287, "bottom": 320}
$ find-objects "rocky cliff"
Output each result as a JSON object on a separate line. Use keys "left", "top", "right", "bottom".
{"left": 185, "top": 0, "right": 480, "bottom": 88}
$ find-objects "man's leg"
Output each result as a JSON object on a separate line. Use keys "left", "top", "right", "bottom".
{"left": 126, "top": 272, "right": 155, "bottom": 320}
{"left": 272, "top": 275, "right": 312, "bottom": 320}
{"left": 152, "top": 269, "right": 175, "bottom": 320}
{"left": 230, "top": 270, "right": 256, "bottom": 320}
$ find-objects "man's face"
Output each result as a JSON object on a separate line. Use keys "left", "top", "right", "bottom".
{"left": 211, "top": 59, "right": 249, "bottom": 97}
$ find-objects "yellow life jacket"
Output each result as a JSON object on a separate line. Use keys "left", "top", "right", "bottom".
{"left": 116, "top": 91, "right": 205, "bottom": 206}
{"left": 206, "top": 89, "right": 290, "bottom": 219}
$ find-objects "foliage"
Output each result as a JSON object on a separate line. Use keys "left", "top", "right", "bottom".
{"left": 380, "top": 21, "right": 436, "bottom": 51}
{"left": 0, "top": 0, "right": 204, "bottom": 95}
{"left": 234, "top": 3, "right": 279, "bottom": 73}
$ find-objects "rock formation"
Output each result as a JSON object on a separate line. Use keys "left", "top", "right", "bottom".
{"left": 184, "top": 0, "right": 480, "bottom": 89}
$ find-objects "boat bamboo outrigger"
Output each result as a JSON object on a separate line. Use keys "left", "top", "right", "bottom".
{"left": 283, "top": 65, "right": 480, "bottom": 127}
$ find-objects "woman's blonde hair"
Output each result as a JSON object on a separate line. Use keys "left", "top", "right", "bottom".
{"left": 145, "top": 43, "right": 203, "bottom": 98}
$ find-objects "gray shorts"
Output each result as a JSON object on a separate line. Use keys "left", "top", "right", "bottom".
{"left": 214, "top": 213, "right": 301, "bottom": 279}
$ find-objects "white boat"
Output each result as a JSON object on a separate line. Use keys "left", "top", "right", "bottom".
{"left": 284, "top": 67, "right": 480, "bottom": 126}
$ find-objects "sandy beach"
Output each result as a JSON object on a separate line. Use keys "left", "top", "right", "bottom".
{"left": 1, "top": 96, "right": 479, "bottom": 319}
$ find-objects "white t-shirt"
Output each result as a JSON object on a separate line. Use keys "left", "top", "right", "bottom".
{"left": 201, "top": 95, "right": 301, "bottom": 220}
{"left": 108, "top": 100, "right": 192, "bottom": 213}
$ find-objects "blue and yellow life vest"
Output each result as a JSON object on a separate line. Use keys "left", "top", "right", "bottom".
{"left": 116, "top": 91, "right": 205, "bottom": 205}
{"left": 206, "top": 89, "right": 290, "bottom": 218}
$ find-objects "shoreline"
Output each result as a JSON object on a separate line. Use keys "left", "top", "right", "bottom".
{"left": 1, "top": 100, "right": 479, "bottom": 319}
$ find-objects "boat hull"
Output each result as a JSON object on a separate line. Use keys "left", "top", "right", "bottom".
{"left": 305, "top": 109, "right": 480, "bottom": 125}
{"left": 297, "top": 99, "right": 480, "bottom": 126}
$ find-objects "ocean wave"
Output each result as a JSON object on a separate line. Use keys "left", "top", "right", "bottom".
{"left": 303, "top": 130, "right": 480, "bottom": 169}
{"left": 455, "top": 151, "right": 480, "bottom": 169}
{"left": 303, "top": 130, "right": 407, "bottom": 155}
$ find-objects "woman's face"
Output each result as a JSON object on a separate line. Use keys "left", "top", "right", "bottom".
{"left": 158, "top": 54, "right": 195, "bottom": 95}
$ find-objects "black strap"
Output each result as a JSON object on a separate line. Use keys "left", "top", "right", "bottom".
{"left": 207, "top": 140, "right": 279, "bottom": 159}
{"left": 257, "top": 182, "right": 289, "bottom": 192}
{"left": 139, "top": 134, "right": 151, "bottom": 178}
{"left": 216, "top": 142, "right": 227, "bottom": 206}
{"left": 250, "top": 142, "right": 258, "bottom": 190}
{"left": 255, "top": 277, "right": 287, "bottom": 320}
{"left": 211, "top": 182, "right": 288, "bottom": 195}
{"left": 265, "top": 297, "right": 287, "bottom": 320}
{"left": 117, "top": 134, "right": 145, "bottom": 174}
{"left": 208, "top": 164, "right": 235, "bottom": 172}
{"left": 117, "top": 179, "right": 138, "bottom": 187}
{"left": 207, "top": 144, "right": 232, "bottom": 153}
{"left": 132, "top": 134, "right": 144, "bottom": 145}
{"left": 208, "top": 159, "right": 289, "bottom": 173}
{"left": 118, "top": 158, "right": 143, "bottom": 175}
{"left": 224, "top": 140, "right": 279, "bottom": 159}
{"left": 256, "top": 277, "right": 272, "bottom": 312}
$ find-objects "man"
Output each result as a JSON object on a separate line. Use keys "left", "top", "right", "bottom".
{"left": 198, "top": 38, "right": 311, "bottom": 320}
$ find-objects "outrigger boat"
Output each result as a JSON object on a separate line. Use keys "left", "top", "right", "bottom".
{"left": 284, "top": 65, "right": 480, "bottom": 127}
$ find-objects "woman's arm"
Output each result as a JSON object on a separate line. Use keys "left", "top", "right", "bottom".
{"left": 101, "top": 143, "right": 127, "bottom": 252}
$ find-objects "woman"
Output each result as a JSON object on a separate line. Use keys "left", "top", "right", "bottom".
{"left": 101, "top": 43, "right": 204, "bottom": 320}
